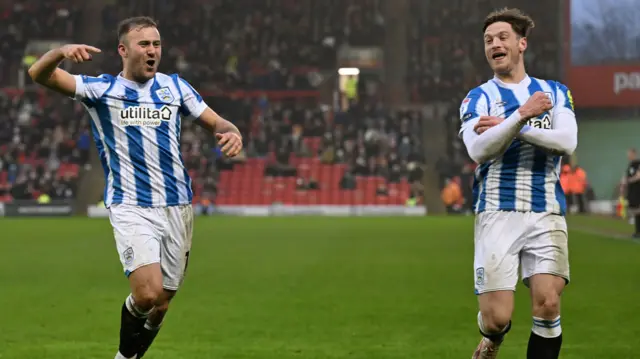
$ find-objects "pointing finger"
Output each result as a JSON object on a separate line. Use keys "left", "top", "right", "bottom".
{"left": 85, "top": 46, "right": 102, "bottom": 53}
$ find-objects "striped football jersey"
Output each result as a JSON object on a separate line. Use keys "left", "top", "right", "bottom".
{"left": 72, "top": 72, "right": 207, "bottom": 208}
{"left": 459, "top": 76, "right": 575, "bottom": 215}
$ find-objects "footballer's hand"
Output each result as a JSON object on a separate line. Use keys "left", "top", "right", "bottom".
{"left": 474, "top": 116, "right": 504, "bottom": 134}
{"left": 61, "top": 44, "right": 101, "bottom": 63}
{"left": 216, "top": 132, "right": 243, "bottom": 157}
{"left": 519, "top": 91, "right": 552, "bottom": 119}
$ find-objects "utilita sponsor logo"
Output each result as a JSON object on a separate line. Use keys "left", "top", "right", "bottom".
{"left": 614, "top": 72, "right": 640, "bottom": 94}
{"left": 119, "top": 106, "right": 172, "bottom": 127}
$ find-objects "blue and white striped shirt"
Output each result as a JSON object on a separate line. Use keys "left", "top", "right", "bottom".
{"left": 73, "top": 72, "right": 207, "bottom": 208}
{"left": 459, "top": 75, "right": 576, "bottom": 215}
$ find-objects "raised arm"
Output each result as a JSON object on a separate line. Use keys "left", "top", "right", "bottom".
{"left": 27, "top": 44, "right": 101, "bottom": 98}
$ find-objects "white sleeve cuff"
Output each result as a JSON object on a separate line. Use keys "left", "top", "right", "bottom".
{"left": 190, "top": 102, "right": 208, "bottom": 120}
{"left": 72, "top": 75, "right": 85, "bottom": 101}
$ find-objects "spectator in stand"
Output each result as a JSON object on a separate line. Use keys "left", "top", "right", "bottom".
{"left": 441, "top": 176, "right": 463, "bottom": 214}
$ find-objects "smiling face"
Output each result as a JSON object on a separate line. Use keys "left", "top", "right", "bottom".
{"left": 484, "top": 21, "right": 526, "bottom": 76}
{"left": 118, "top": 25, "right": 161, "bottom": 83}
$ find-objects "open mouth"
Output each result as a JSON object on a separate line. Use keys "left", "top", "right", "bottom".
{"left": 492, "top": 52, "right": 506, "bottom": 61}
{"left": 146, "top": 59, "right": 156, "bottom": 67}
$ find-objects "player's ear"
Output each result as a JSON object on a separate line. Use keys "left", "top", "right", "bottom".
{"left": 117, "top": 42, "right": 127, "bottom": 58}
{"left": 519, "top": 36, "right": 527, "bottom": 53}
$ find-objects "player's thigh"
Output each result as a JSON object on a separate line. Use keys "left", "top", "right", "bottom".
{"left": 108, "top": 204, "right": 164, "bottom": 278}
{"left": 160, "top": 205, "right": 194, "bottom": 290}
{"left": 521, "top": 213, "right": 570, "bottom": 289}
{"left": 474, "top": 211, "right": 527, "bottom": 295}
{"left": 528, "top": 273, "right": 565, "bottom": 315}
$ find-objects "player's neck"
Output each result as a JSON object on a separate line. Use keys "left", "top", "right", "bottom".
{"left": 494, "top": 66, "right": 527, "bottom": 84}
{"left": 121, "top": 68, "right": 149, "bottom": 85}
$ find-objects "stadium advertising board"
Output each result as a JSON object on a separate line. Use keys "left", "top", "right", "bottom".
{"left": 3, "top": 202, "right": 73, "bottom": 217}
{"left": 567, "top": 66, "right": 640, "bottom": 108}
{"left": 337, "top": 46, "right": 384, "bottom": 70}
{"left": 88, "top": 205, "right": 426, "bottom": 217}
{"left": 566, "top": 0, "right": 640, "bottom": 107}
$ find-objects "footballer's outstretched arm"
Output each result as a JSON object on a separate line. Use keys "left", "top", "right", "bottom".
{"left": 175, "top": 76, "right": 243, "bottom": 157}
{"left": 197, "top": 107, "right": 242, "bottom": 138}
{"left": 197, "top": 107, "right": 243, "bottom": 157}
{"left": 463, "top": 111, "right": 527, "bottom": 164}
{"left": 517, "top": 108, "right": 577, "bottom": 156}
{"left": 27, "top": 45, "right": 101, "bottom": 97}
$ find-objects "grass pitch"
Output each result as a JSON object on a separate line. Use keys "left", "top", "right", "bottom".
{"left": 1, "top": 215, "right": 639, "bottom": 358}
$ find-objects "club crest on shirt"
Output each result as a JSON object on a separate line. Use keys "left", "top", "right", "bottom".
{"left": 155, "top": 87, "right": 175, "bottom": 104}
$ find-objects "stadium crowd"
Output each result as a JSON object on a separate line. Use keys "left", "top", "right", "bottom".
{"left": 0, "top": 89, "right": 90, "bottom": 202}
{"left": 0, "top": 0, "right": 82, "bottom": 87}
{"left": 98, "top": 0, "right": 384, "bottom": 91}
{"left": 182, "top": 95, "right": 427, "bottom": 206}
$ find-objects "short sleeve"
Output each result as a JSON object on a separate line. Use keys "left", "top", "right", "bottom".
{"left": 72, "top": 74, "right": 112, "bottom": 106}
{"left": 458, "top": 88, "right": 489, "bottom": 136}
{"left": 173, "top": 75, "right": 207, "bottom": 120}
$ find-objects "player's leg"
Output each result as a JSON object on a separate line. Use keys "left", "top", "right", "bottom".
{"left": 137, "top": 289, "right": 176, "bottom": 358}
{"left": 117, "top": 264, "right": 164, "bottom": 359}
{"left": 476, "top": 291, "right": 514, "bottom": 346}
{"left": 110, "top": 205, "right": 165, "bottom": 359}
{"left": 521, "top": 213, "right": 570, "bottom": 359}
{"left": 565, "top": 193, "right": 573, "bottom": 214}
{"left": 527, "top": 274, "right": 565, "bottom": 359}
{"left": 472, "top": 212, "right": 525, "bottom": 358}
{"left": 627, "top": 195, "right": 640, "bottom": 237}
{"left": 136, "top": 204, "right": 194, "bottom": 358}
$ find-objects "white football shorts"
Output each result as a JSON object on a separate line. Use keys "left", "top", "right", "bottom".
{"left": 473, "top": 211, "right": 570, "bottom": 294}
{"left": 108, "top": 204, "right": 194, "bottom": 290}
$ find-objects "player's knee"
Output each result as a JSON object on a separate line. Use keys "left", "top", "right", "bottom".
{"left": 133, "top": 285, "right": 164, "bottom": 310}
{"left": 481, "top": 307, "right": 512, "bottom": 333}
{"left": 532, "top": 291, "right": 561, "bottom": 318}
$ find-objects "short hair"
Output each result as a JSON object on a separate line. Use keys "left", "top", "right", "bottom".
{"left": 483, "top": 8, "right": 535, "bottom": 38}
{"left": 117, "top": 16, "right": 158, "bottom": 43}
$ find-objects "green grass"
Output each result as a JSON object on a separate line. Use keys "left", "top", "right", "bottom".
{"left": 1, "top": 215, "right": 639, "bottom": 358}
